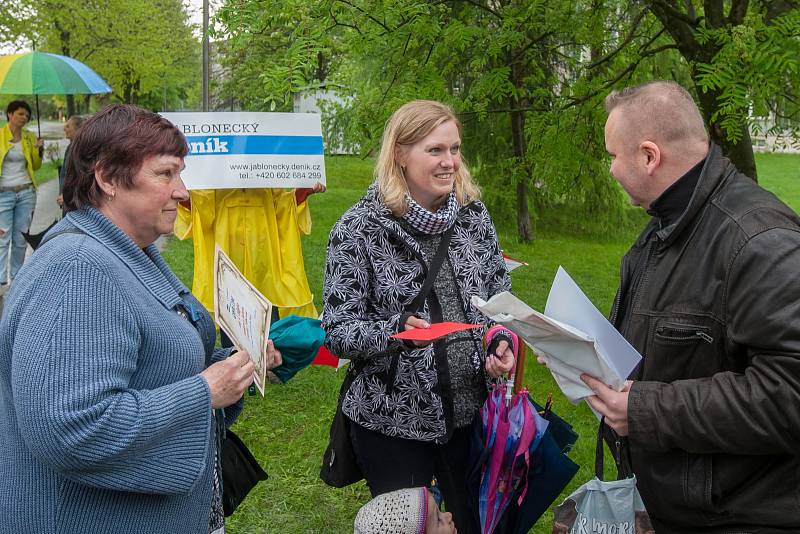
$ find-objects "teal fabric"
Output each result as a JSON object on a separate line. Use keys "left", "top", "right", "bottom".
{"left": 269, "top": 315, "right": 325, "bottom": 383}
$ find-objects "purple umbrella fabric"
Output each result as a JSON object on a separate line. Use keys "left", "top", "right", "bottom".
{"left": 477, "top": 383, "right": 549, "bottom": 534}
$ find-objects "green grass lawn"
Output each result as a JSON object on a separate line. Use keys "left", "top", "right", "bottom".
{"left": 162, "top": 151, "right": 800, "bottom": 533}
{"left": 35, "top": 161, "right": 60, "bottom": 185}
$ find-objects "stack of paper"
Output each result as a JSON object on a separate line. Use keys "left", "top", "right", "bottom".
{"left": 472, "top": 267, "right": 641, "bottom": 403}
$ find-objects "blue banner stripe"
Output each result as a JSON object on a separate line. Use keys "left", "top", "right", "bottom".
{"left": 185, "top": 135, "right": 324, "bottom": 155}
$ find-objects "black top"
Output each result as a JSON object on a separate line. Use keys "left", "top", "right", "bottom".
{"left": 646, "top": 158, "right": 705, "bottom": 228}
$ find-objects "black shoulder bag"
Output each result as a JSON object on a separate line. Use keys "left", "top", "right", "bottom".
{"left": 319, "top": 224, "right": 455, "bottom": 487}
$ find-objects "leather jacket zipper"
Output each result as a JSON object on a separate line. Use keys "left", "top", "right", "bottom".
{"left": 656, "top": 325, "right": 713, "bottom": 344}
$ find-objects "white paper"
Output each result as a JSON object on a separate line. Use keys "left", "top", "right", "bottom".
{"left": 472, "top": 267, "right": 641, "bottom": 404}
{"left": 545, "top": 267, "right": 642, "bottom": 382}
{"left": 213, "top": 246, "right": 273, "bottom": 396}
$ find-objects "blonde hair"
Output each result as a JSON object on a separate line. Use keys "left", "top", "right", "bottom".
{"left": 375, "top": 100, "right": 480, "bottom": 216}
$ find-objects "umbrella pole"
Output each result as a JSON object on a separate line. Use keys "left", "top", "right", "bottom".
{"left": 35, "top": 94, "right": 41, "bottom": 138}
{"left": 513, "top": 344, "right": 526, "bottom": 394}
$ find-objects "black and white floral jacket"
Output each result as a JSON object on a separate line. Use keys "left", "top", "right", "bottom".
{"left": 322, "top": 186, "right": 511, "bottom": 442}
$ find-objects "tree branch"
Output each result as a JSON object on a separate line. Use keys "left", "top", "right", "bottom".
{"left": 511, "top": 30, "right": 556, "bottom": 63}
{"left": 703, "top": 0, "right": 725, "bottom": 28}
{"left": 586, "top": 8, "right": 648, "bottom": 70}
{"left": 453, "top": 0, "right": 502, "bottom": 19}
{"left": 728, "top": 0, "right": 749, "bottom": 25}
{"left": 650, "top": 0, "right": 700, "bottom": 26}
{"left": 649, "top": 0, "right": 701, "bottom": 56}
{"left": 333, "top": 0, "right": 392, "bottom": 33}
{"left": 567, "top": 42, "right": 679, "bottom": 109}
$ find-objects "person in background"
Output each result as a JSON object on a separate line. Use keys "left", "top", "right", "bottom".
{"left": 175, "top": 183, "right": 324, "bottom": 321}
{"left": 0, "top": 100, "right": 43, "bottom": 294}
{"left": 57, "top": 114, "right": 85, "bottom": 209}
{"left": 354, "top": 487, "right": 457, "bottom": 534}
{"left": 0, "top": 104, "right": 281, "bottom": 533}
{"left": 322, "top": 100, "right": 517, "bottom": 534}
{"left": 582, "top": 80, "right": 800, "bottom": 532}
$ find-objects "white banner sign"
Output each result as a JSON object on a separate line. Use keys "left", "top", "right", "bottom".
{"left": 161, "top": 111, "right": 326, "bottom": 190}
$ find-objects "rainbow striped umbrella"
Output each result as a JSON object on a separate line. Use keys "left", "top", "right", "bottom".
{"left": 0, "top": 51, "right": 111, "bottom": 135}
{"left": 0, "top": 52, "right": 111, "bottom": 95}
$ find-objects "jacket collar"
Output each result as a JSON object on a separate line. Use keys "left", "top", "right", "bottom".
{"left": 655, "top": 143, "right": 735, "bottom": 246}
{"left": 65, "top": 207, "right": 188, "bottom": 310}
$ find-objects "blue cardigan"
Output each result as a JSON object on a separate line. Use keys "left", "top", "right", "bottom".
{"left": 0, "top": 208, "right": 235, "bottom": 533}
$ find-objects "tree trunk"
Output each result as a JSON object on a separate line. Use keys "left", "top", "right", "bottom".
{"left": 66, "top": 95, "right": 76, "bottom": 118}
{"left": 715, "top": 126, "right": 757, "bottom": 181}
{"left": 57, "top": 27, "right": 76, "bottom": 117}
{"left": 694, "top": 84, "right": 758, "bottom": 181}
{"left": 509, "top": 54, "right": 532, "bottom": 242}
{"left": 510, "top": 103, "right": 532, "bottom": 242}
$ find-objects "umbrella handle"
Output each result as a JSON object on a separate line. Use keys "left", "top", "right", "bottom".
{"left": 513, "top": 343, "right": 526, "bottom": 394}
{"left": 35, "top": 95, "right": 41, "bottom": 138}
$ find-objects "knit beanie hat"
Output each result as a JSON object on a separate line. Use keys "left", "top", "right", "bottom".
{"left": 354, "top": 487, "right": 429, "bottom": 534}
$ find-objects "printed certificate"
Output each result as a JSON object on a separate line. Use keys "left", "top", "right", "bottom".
{"left": 213, "top": 246, "right": 273, "bottom": 395}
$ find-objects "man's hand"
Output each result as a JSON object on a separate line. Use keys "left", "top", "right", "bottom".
{"left": 582, "top": 374, "right": 632, "bottom": 436}
{"left": 485, "top": 339, "right": 515, "bottom": 378}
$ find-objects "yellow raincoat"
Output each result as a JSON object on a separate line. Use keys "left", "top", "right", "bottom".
{"left": 175, "top": 188, "right": 317, "bottom": 319}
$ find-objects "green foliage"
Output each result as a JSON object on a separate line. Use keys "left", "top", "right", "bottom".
{"left": 695, "top": 9, "right": 800, "bottom": 143}
{"left": 1, "top": 0, "right": 200, "bottom": 111}
{"left": 213, "top": 0, "right": 338, "bottom": 111}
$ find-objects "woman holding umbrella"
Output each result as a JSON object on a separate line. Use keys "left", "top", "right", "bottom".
{"left": 322, "top": 100, "right": 519, "bottom": 534}
{"left": 0, "top": 100, "right": 42, "bottom": 292}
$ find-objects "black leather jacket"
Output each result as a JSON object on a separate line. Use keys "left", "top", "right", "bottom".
{"left": 613, "top": 144, "right": 800, "bottom": 533}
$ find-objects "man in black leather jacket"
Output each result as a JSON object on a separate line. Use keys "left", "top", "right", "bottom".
{"left": 582, "top": 80, "right": 800, "bottom": 533}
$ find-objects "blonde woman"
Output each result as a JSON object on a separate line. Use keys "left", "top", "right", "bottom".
{"left": 322, "top": 100, "right": 518, "bottom": 534}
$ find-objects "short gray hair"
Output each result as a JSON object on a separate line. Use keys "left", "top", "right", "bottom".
{"left": 604, "top": 80, "right": 708, "bottom": 145}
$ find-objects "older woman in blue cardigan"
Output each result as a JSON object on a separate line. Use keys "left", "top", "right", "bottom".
{"left": 0, "top": 104, "right": 281, "bottom": 534}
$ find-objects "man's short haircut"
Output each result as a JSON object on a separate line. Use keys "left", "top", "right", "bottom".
{"left": 604, "top": 80, "right": 709, "bottom": 146}
{"left": 63, "top": 104, "right": 188, "bottom": 212}
{"left": 6, "top": 100, "right": 32, "bottom": 117}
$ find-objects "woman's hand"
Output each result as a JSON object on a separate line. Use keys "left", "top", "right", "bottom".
{"left": 200, "top": 350, "right": 255, "bottom": 409}
{"left": 404, "top": 315, "right": 432, "bottom": 347}
{"left": 485, "top": 339, "right": 515, "bottom": 378}
{"left": 264, "top": 339, "right": 282, "bottom": 370}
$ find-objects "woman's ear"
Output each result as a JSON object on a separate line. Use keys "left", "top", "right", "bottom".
{"left": 94, "top": 166, "right": 116, "bottom": 198}
{"left": 395, "top": 144, "right": 407, "bottom": 169}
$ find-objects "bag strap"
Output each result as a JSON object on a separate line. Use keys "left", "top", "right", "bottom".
{"left": 407, "top": 223, "right": 455, "bottom": 314}
{"left": 596, "top": 416, "right": 633, "bottom": 480}
{"left": 347, "top": 224, "right": 455, "bottom": 383}
{"left": 38, "top": 227, "right": 84, "bottom": 247}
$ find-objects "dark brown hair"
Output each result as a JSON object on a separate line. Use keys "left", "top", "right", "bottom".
{"left": 6, "top": 100, "right": 32, "bottom": 118}
{"left": 63, "top": 104, "right": 188, "bottom": 212}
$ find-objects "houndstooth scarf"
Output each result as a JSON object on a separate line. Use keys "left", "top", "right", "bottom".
{"left": 402, "top": 192, "right": 458, "bottom": 235}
